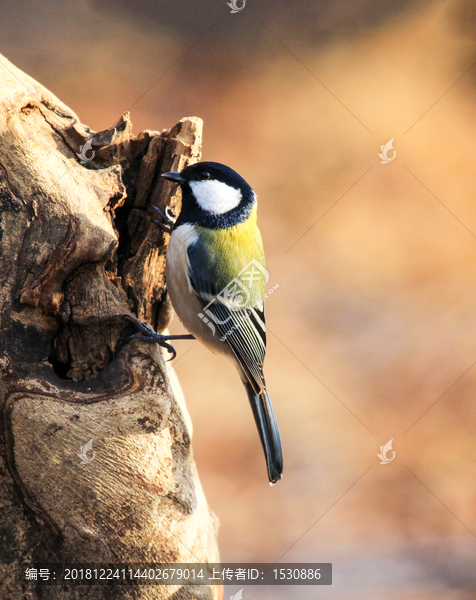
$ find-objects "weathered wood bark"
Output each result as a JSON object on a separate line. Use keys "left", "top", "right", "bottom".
{"left": 0, "top": 54, "right": 221, "bottom": 599}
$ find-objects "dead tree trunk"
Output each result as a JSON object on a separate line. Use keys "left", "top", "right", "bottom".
{"left": 0, "top": 54, "right": 220, "bottom": 600}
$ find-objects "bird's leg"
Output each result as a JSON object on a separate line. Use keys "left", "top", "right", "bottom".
{"left": 123, "top": 314, "right": 195, "bottom": 360}
{"left": 151, "top": 205, "right": 176, "bottom": 235}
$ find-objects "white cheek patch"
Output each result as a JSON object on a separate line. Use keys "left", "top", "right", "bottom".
{"left": 189, "top": 180, "right": 242, "bottom": 215}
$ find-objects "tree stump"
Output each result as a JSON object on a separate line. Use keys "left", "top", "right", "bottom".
{"left": 0, "top": 53, "right": 220, "bottom": 600}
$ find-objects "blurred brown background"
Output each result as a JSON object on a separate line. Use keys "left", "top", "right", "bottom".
{"left": 3, "top": 0, "right": 476, "bottom": 597}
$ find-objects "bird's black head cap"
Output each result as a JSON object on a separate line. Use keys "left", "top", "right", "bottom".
{"left": 162, "top": 162, "right": 256, "bottom": 229}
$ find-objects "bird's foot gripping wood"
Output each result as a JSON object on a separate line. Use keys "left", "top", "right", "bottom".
{"left": 151, "top": 205, "right": 176, "bottom": 235}
{"left": 124, "top": 314, "right": 194, "bottom": 360}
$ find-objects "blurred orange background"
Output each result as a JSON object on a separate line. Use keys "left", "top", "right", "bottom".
{"left": 3, "top": 0, "right": 476, "bottom": 597}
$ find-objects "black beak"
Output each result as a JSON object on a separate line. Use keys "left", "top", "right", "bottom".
{"left": 161, "top": 171, "right": 186, "bottom": 184}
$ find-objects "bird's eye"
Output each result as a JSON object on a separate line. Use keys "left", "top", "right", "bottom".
{"left": 199, "top": 171, "right": 211, "bottom": 180}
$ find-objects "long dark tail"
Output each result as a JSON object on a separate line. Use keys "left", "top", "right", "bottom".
{"left": 244, "top": 382, "right": 283, "bottom": 484}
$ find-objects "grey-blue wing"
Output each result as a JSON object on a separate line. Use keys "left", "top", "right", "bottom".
{"left": 188, "top": 245, "right": 267, "bottom": 393}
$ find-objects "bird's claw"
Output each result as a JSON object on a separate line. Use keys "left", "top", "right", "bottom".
{"left": 129, "top": 333, "right": 177, "bottom": 360}
{"left": 151, "top": 205, "right": 176, "bottom": 234}
{"left": 123, "top": 314, "right": 194, "bottom": 361}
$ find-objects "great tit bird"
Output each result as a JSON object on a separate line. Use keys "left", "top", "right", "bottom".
{"left": 128, "top": 162, "right": 283, "bottom": 484}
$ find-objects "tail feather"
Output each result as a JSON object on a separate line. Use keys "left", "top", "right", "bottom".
{"left": 244, "top": 382, "right": 283, "bottom": 484}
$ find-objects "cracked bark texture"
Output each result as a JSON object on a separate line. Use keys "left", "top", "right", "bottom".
{"left": 0, "top": 54, "right": 221, "bottom": 600}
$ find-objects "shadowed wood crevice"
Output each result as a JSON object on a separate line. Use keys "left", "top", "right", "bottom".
{"left": 47, "top": 111, "right": 201, "bottom": 383}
